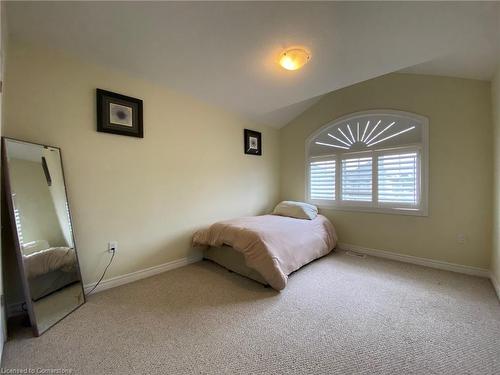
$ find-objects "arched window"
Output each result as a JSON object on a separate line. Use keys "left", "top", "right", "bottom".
{"left": 306, "top": 110, "right": 428, "bottom": 215}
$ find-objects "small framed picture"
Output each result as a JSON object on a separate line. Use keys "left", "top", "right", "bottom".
{"left": 244, "top": 129, "right": 262, "bottom": 155}
{"left": 96, "top": 89, "right": 143, "bottom": 138}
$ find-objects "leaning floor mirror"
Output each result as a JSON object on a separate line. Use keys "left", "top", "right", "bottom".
{"left": 2, "top": 138, "right": 85, "bottom": 336}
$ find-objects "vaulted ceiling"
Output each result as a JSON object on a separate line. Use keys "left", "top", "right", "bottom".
{"left": 6, "top": 2, "right": 500, "bottom": 128}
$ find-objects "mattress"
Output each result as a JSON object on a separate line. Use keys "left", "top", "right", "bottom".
{"left": 204, "top": 246, "right": 268, "bottom": 285}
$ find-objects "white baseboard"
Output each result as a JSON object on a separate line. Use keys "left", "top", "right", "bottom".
{"left": 491, "top": 272, "right": 500, "bottom": 301}
{"left": 6, "top": 255, "right": 203, "bottom": 315}
{"left": 337, "top": 243, "right": 490, "bottom": 278}
{"left": 84, "top": 254, "right": 202, "bottom": 295}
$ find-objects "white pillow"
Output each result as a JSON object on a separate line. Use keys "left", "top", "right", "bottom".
{"left": 272, "top": 201, "right": 318, "bottom": 220}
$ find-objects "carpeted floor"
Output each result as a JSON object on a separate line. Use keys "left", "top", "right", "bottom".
{"left": 2, "top": 251, "right": 499, "bottom": 374}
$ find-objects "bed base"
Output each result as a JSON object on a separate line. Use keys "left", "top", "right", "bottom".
{"left": 203, "top": 245, "right": 269, "bottom": 286}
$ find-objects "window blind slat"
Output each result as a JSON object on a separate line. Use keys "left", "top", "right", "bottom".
{"left": 310, "top": 159, "right": 335, "bottom": 200}
{"left": 341, "top": 157, "right": 372, "bottom": 202}
{"left": 378, "top": 152, "right": 418, "bottom": 205}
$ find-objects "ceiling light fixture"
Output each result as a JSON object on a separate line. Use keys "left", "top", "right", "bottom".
{"left": 279, "top": 48, "right": 310, "bottom": 71}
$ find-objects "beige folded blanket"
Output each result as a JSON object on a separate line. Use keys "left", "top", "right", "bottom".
{"left": 192, "top": 214, "right": 337, "bottom": 290}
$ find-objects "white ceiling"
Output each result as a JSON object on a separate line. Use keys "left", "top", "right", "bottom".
{"left": 400, "top": 42, "right": 500, "bottom": 81}
{"left": 6, "top": 2, "right": 500, "bottom": 128}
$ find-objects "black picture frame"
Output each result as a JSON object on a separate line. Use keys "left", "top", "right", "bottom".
{"left": 96, "top": 89, "right": 143, "bottom": 138}
{"left": 244, "top": 129, "right": 262, "bottom": 155}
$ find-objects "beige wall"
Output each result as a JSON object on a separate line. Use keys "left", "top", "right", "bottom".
{"left": 280, "top": 73, "right": 492, "bottom": 269}
{"left": 43, "top": 148, "right": 74, "bottom": 248}
{"left": 4, "top": 40, "right": 280, "bottom": 285}
{"left": 8, "top": 158, "right": 66, "bottom": 248}
{"left": 492, "top": 64, "right": 500, "bottom": 285}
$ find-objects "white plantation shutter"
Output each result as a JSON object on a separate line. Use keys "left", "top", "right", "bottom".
{"left": 12, "top": 194, "right": 24, "bottom": 246}
{"left": 309, "top": 159, "right": 335, "bottom": 200}
{"left": 14, "top": 208, "right": 23, "bottom": 246}
{"left": 378, "top": 152, "right": 418, "bottom": 205}
{"left": 306, "top": 111, "right": 428, "bottom": 215}
{"left": 341, "top": 157, "right": 372, "bottom": 202}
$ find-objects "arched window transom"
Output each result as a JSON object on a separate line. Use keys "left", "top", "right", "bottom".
{"left": 306, "top": 110, "right": 428, "bottom": 215}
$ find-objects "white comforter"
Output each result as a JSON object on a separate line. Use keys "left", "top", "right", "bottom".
{"left": 193, "top": 214, "right": 337, "bottom": 290}
{"left": 23, "top": 247, "right": 76, "bottom": 279}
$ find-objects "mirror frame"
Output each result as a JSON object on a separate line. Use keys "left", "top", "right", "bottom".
{"left": 1, "top": 137, "right": 86, "bottom": 336}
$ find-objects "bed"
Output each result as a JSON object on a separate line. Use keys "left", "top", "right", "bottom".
{"left": 22, "top": 240, "right": 79, "bottom": 301}
{"left": 193, "top": 209, "right": 337, "bottom": 290}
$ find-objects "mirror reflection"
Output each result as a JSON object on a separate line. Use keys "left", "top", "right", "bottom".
{"left": 4, "top": 138, "right": 85, "bottom": 335}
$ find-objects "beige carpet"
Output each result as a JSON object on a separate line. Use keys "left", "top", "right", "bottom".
{"left": 2, "top": 251, "right": 499, "bottom": 374}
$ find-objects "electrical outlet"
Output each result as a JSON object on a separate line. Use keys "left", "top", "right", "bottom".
{"left": 457, "top": 234, "right": 466, "bottom": 244}
{"left": 108, "top": 241, "right": 118, "bottom": 253}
